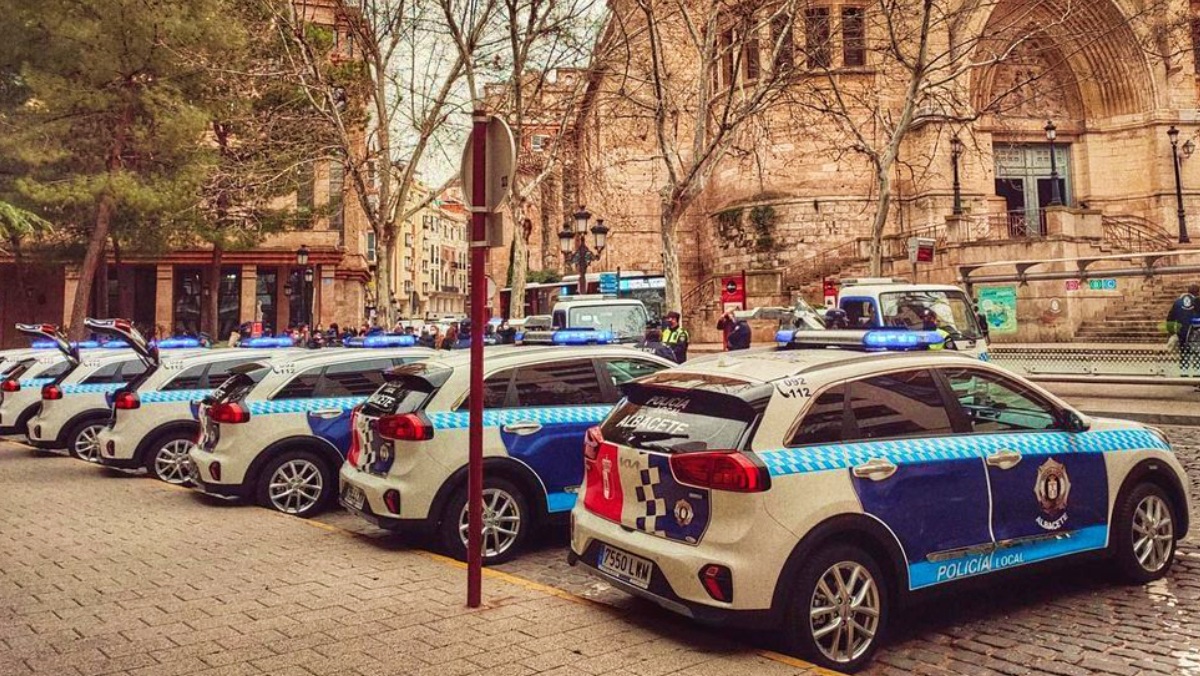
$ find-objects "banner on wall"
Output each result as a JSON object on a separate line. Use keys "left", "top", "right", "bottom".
{"left": 977, "top": 286, "right": 1018, "bottom": 334}
{"left": 720, "top": 273, "right": 747, "bottom": 312}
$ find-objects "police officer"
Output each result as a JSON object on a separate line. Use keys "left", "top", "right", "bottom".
{"left": 1167, "top": 285, "right": 1200, "bottom": 372}
{"left": 921, "top": 308, "right": 956, "bottom": 351}
{"left": 637, "top": 327, "right": 677, "bottom": 361}
{"left": 661, "top": 311, "right": 690, "bottom": 363}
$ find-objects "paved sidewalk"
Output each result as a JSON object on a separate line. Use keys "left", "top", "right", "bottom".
{"left": 0, "top": 442, "right": 823, "bottom": 676}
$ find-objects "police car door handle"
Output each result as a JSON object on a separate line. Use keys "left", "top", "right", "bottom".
{"left": 502, "top": 421, "right": 542, "bottom": 435}
{"left": 308, "top": 409, "right": 343, "bottom": 419}
{"left": 985, "top": 449, "right": 1022, "bottom": 470}
{"left": 851, "top": 459, "right": 897, "bottom": 481}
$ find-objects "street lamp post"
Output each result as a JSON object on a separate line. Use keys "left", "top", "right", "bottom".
{"left": 558, "top": 208, "right": 609, "bottom": 295}
{"left": 950, "top": 135, "right": 964, "bottom": 216}
{"left": 1045, "top": 120, "right": 1062, "bottom": 207}
{"left": 1169, "top": 125, "right": 1190, "bottom": 244}
{"left": 295, "top": 245, "right": 311, "bottom": 326}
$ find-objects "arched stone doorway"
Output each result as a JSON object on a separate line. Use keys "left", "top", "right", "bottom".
{"left": 969, "top": 0, "right": 1158, "bottom": 231}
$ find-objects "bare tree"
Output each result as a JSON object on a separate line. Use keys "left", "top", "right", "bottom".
{"left": 275, "top": 0, "right": 496, "bottom": 327}
{"left": 486, "top": 0, "right": 600, "bottom": 318}
{"left": 597, "top": 0, "right": 803, "bottom": 313}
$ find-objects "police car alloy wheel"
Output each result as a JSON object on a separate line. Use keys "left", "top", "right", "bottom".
{"left": 440, "top": 478, "right": 529, "bottom": 565}
{"left": 69, "top": 421, "right": 106, "bottom": 463}
{"left": 784, "top": 544, "right": 888, "bottom": 673}
{"left": 148, "top": 434, "right": 197, "bottom": 485}
{"left": 1113, "top": 482, "right": 1177, "bottom": 583}
{"left": 257, "top": 450, "right": 331, "bottom": 518}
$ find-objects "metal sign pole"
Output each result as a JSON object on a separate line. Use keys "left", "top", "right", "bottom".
{"left": 467, "top": 111, "right": 488, "bottom": 608}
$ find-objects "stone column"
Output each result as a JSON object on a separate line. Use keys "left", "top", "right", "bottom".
{"left": 155, "top": 264, "right": 174, "bottom": 338}
{"left": 276, "top": 266, "right": 290, "bottom": 331}
{"left": 62, "top": 266, "right": 81, "bottom": 326}
{"left": 239, "top": 264, "right": 257, "bottom": 323}
{"left": 318, "top": 265, "right": 337, "bottom": 327}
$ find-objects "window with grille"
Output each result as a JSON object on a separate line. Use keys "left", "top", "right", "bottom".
{"left": 805, "top": 8, "right": 832, "bottom": 69}
{"left": 842, "top": 7, "right": 866, "bottom": 68}
{"left": 328, "top": 161, "right": 344, "bottom": 230}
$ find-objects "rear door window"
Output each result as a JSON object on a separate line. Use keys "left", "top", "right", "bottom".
{"left": 203, "top": 357, "right": 266, "bottom": 389}
{"left": 601, "top": 383, "right": 766, "bottom": 453}
{"left": 844, "top": 370, "right": 952, "bottom": 441}
{"left": 162, "top": 364, "right": 206, "bottom": 391}
{"left": 511, "top": 359, "right": 604, "bottom": 407}
{"left": 788, "top": 385, "right": 848, "bottom": 446}
{"left": 81, "top": 362, "right": 122, "bottom": 384}
{"left": 273, "top": 368, "right": 322, "bottom": 399}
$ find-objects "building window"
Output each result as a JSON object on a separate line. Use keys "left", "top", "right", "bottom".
{"left": 771, "top": 12, "right": 795, "bottom": 71}
{"left": 722, "top": 27, "right": 737, "bottom": 88}
{"left": 805, "top": 7, "right": 832, "bottom": 69}
{"left": 531, "top": 134, "right": 549, "bottom": 152}
{"left": 365, "top": 231, "right": 377, "bottom": 264}
{"left": 743, "top": 24, "right": 760, "bottom": 81}
{"left": 842, "top": 7, "right": 866, "bottom": 68}
{"left": 297, "top": 163, "right": 315, "bottom": 217}
{"left": 404, "top": 256, "right": 412, "bottom": 271}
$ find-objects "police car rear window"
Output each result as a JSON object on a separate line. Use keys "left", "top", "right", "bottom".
{"left": 361, "top": 378, "right": 436, "bottom": 416}
{"left": 601, "top": 383, "right": 765, "bottom": 453}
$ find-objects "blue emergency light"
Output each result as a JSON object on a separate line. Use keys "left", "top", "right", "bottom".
{"left": 32, "top": 340, "right": 100, "bottom": 350}
{"left": 551, "top": 329, "right": 615, "bottom": 346}
{"left": 241, "top": 337, "right": 294, "bottom": 348}
{"left": 778, "top": 329, "right": 946, "bottom": 351}
{"left": 154, "top": 337, "right": 203, "bottom": 349}
{"left": 344, "top": 334, "right": 417, "bottom": 348}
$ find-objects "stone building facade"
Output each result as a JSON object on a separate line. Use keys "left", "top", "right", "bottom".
{"left": 563, "top": 0, "right": 1200, "bottom": 341}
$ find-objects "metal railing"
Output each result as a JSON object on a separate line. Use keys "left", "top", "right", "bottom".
{"left": 989, "top": 345, "right": 1200, "bottom": 384}
{"left": 1101, "top": 214, "right": 1175, "bottom": 253}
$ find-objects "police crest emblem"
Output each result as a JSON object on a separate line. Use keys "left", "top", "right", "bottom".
{"left": 674, "top": 499, "right": 694, "bottom": 527}
{"left": 1034, "top": 458, "right": 1071, "bottom": 530}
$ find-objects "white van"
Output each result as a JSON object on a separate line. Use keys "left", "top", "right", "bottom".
{"left": 836, "top": 279, "right": 990, "bottom": 359}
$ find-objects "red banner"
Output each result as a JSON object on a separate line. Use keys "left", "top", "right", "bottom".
{"left": 720, "top": 274, "right": 746, "bottom": 310}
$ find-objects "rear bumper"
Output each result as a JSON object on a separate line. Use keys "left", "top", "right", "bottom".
{"left": 96, "top": 455, "right": 141, "bottom": 471}
{"left": 192, "top": 477, "right": 245, "bottom": 500}
{"left": 338, "top": 465, "right": 434, "bottom": 533}
{"left": 568, "top": 542, "right": 776, "bottom": 629}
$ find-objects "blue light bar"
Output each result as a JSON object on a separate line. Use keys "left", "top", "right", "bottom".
{"left": 862, "top": 330, "right": 945, "bottom": 350}
{"left": 344, "top": 334, "right": 417, "bottom": 348}
{"left": 552, "top": 329, "right": 615, "bottom": 346}
{"left": 775, "top": 330, "right": 796, "bottom": 344}
{"left": 100, "top": 341, "right": 133, "bottom": 349}
{"left": 154, "top": 337, "right": 202, "bottom": 349}
{"left": 32, "top": 340, "right": 101, "bottom": 350}
{"left": 241, "top": 337, "right": 294, "bottom": 348}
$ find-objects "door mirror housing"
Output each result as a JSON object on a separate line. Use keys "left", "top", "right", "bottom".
{"left": 1061, "top": 409, "right": 1090, "bottom": 433}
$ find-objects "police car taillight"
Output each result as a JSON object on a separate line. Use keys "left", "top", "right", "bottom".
{"left": 41, "top": 384, "right": 62, "bottom": 400}
{"left": 1, "top": 379, "right": 19, "bottom": 392}
{"left": 347, "top": 407, "right": 363, "bottom": 466}
{"left": 699, "top": 564, "right": 734, "bottom": 603}
{"left": 669, "top": 451, "right": 769, "bottom": 493}
{"left": 113, "top": 391, "right": 140, "bottom": 410}
{"left": 375, "top": 412, "right": 433, "bottom": 441}
{"left": 210, "top": 402, "right": 250, "bottom": 424}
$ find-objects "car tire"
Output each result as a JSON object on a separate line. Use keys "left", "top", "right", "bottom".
{"left": 1112, "top": 482, "right": 1178, "bottom": 584}
{"left": 67, "top": 419, "right": 107, "bottom": 463}
{"left": 781, "top": 543, "right": 889, "bottom": 674}
{"left": 144, "top": 430, "right": 198, "bottom": 485}
{"left": 255, "top": 449, "right": 334, "bottom": 518}
{"left": 438, "top": 477, "right": 530, "bottom": 565}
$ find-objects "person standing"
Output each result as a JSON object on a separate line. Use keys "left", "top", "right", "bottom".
{"left": 662, "top": 311, "right": 690, "bottom": 363}
{"left": 716, "top": 310, "right": 737, "bottom": 350}
{"left": 727, "top": 317, "right": 752, "bottom": 351}
{"left": 637, "top": 327, "right": 678, "bottom": 362}
{"left": 1167, "top": 285, "right": 1199, "bottom": 373}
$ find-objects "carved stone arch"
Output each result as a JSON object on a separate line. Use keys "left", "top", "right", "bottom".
{"left": 968, "top": 0, "right": 1158, "bottom": 123}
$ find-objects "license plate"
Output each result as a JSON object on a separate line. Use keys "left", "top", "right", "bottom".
{"left": 598, "top": 545, "right": 652, "bottom": 589}
{"left": 343, "top": 485, "right": 366, "bottom": 511}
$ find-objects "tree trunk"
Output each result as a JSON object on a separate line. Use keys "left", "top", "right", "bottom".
{"left": 660, "top": 200, "right": 683, "bottom": 314}
{"left": 869, "top": 167, "right": 892, "bottom": 277}
{"left": 69, "top": 193, "right": 115, "bottom": 340}
{"left": 377, "top": 229, "right": 394, "bottom": 327}
{"left": 95, "top": 244, "right": 109, "bottom": 319}
{"left": 509, "top": 215, "right": 528, "bottom": 320}
{"left": 204, "top": 242, "right": 223, "bottom": 339}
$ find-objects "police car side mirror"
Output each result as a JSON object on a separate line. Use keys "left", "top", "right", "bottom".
{"left": 1061, "top": 410, "right": 1090, "bottom": 433}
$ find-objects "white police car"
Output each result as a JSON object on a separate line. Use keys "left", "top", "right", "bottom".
{"left": 85, "top": 319, "right": 301, "bottom": 484}
{"left": 338, "top": 331, "right": 675, "bottom": 564}
{"left": 569, "top": 329, "right": 1189, "bottom": 672}
{"left": 20, "top": 323, "right": 205, "bottom": 461}
{"left": 0, "top": 350, "right": 73, "bottom": 436}
{"left": 188, "top": 337, "right": 435, "bottom": 517}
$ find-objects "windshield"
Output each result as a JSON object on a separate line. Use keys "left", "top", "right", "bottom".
{"left": 568, "top": 305, "right": 647, "bottom": 341}
{"left": 880, "top": 290, "right": 982, "bottom": 340}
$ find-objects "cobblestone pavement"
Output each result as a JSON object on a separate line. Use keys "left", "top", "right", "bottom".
{"left": 3, "top": 426, "right": 1200, "bottom": 676}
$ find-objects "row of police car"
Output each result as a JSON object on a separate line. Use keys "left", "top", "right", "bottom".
{"left": 0, "top": 283, "right": 1190, "bottom": 672}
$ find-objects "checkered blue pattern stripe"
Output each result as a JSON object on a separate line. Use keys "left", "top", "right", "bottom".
{"left": 247, "top": 396, "right": 364, "bottom": 415}
{"left": 18, "top": 378, "right": 51, "bottom": 388}
{"left": 758, "top": 429, "right": 1168, "bottom": 477}
{"left": 426, "top": 405, "right": 611, "bottom": 430}
{"left": 141, "top": 389, "right": 211, "bottom": 404}
{"left": 62, "top": 383, "right": 123, "bottom": 394}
